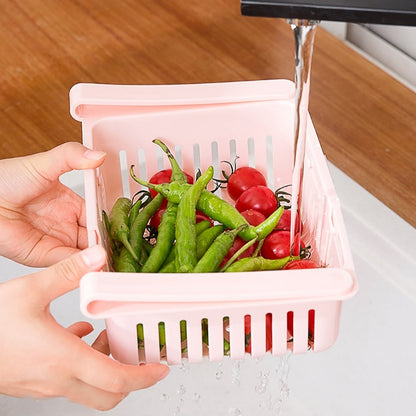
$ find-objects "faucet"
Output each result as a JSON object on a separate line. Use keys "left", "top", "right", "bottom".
{"left": 241, "top": 0, "right": 416, "bottom": 26}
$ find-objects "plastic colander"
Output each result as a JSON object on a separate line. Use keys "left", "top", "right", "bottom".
{"left": 69, "top": 79, "right": 357, "bottom": 365}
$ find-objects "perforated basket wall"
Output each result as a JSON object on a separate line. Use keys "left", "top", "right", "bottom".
{"left": 70, "top": 80, "right": 357, "bottom": 365}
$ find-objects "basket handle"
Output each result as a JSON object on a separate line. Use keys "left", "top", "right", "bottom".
{"left": 80, "top": 269, "right": 357, "bottom": 319}
{"left": 69, "top": 80, "right": 295, "bottom": 122}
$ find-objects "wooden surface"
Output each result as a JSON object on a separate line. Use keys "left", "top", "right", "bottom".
{"left": 0, "top": 0, "right": 415, "bottom": 227}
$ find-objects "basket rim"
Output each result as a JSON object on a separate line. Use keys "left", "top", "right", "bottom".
{"left": 80, "top": 268, "right": 358, "bottom": 319}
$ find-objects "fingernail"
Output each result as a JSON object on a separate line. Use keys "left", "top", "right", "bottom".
{"left": 81, "top": 245, "right": 106, "bottom": 268}
{"left": 84, "top": 149, "right": 106, "bottom": 161}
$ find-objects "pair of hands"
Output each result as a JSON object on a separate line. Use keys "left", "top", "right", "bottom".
{"left": 0, "top": 142, "right": 169, "bottom": 410}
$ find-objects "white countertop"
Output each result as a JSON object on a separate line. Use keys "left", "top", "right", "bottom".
{"left": 1, "top": 163, "right": 415, "bottom": 416}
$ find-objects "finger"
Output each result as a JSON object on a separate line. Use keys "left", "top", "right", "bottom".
{"left": 91, "top": 330, "right": 111, "bottom": 355}
{"left": 76, "top": 225, "right": 89, "bottom": 250}
{"left": 37, "top": 245, "right": 81, "bottom": 267}
{"left": 75, "top": 346, "right": 170, "bottom": 394}
{"left": 26, "top": 142, "right": 106, "bottom": 182}
{"left": 77, "top": 194, "right": 88, "bottom": 229}
{"left": 64, "top": 379, "right": 128, "bottom": 411}
{"left": 30, "top": 245, "right": 106, "bottom": 304}
{"left": 67, "top": 321, "right": 94, "bottom": 338}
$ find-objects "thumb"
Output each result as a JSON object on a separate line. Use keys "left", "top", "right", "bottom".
{"left": 32, "top": 245, "right": 107, "bottom": 305}
{"left": 27, "top": 142, "right": 106, "bottom": 182}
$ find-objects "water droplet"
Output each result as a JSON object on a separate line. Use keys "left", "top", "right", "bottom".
{"left": 281, "top": 382, "right": 290, "bottom": 398}
{"left": 160, "top": 393, "right": 169, "bottom": 401}
{"left": 216, "top": 371, "right": 224, "bottom": 380}
{"left": 228, "top": 408, "right": 242, "bottom": 416}
{"left": 231, "top": 361, "right": 241, "bottom": 386}
{"left": 255, "top": 381, "right": 268, "bottom": 394}
{"left": 176, "top": 384, "right": 186, "bottom": 396}
{"left": 178, "top": 360, "right": 190, "bottom": 373}
{"left": 192, "top": 392, "right": 201, "bottom": 402}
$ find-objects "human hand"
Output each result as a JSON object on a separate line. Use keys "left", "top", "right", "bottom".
{"left": 0, "top": 245, "right": 169, "bottom": 410}
{"left": 0, "top": 142, "right": 106, "bottom": 267}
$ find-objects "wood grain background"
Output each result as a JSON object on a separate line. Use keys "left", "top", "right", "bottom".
{"left": 0, "top": 0, "right": 415, "bottom": 226}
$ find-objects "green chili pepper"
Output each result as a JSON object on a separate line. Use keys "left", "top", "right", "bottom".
{"left": 130, "top": 168, "right": 283, "bottom": 242}
{"left": 224, "top": 255, "right": 298, "bottom": 272}
{"left": 102, "top": 209, "right": 111, "bottom": 236}
{"left": 128, "top": 198, "right": 142, "bottom": 229}
{"left": 159, "top": 223, "right": 225, "bottom": 273}
{"left": 196, "top": 224, "right": 227, "bottom": 259}
{"left": 102, "top": 210, "right": 117, "bottom": 252}
{"left": 175, "top": 166, "right": 214, "bottom": 273}
{"left": 153, "top": 139, "right": 189, "bottom": 183}
{"left": 253, "top": 206, "right": 284, "bottom": 239}
{"left": 192, "top": 224, "right": 247, "bottom": 273}
{"left": 109, "top": 197, "right": 140, "bottom": 263}
{"left": 129, "top": 193, "right": 164, "bottom": 259}
{"left": 158, "top": 260, "right": 177, "bottom": 273}
{"left": 195, "top": 219, "right": 213, "bottom": 235}
{"left": 140, "top": 201, "right": 178, "bottom": 273}
{"left": 219, "top": 237, "right": 258, "bottom": 272}
{"left": 113, "top": 246, "right": 141, "bottom": 273}
{"left": 161, "top": 219, "right": 211, "bottom": 269}
{"left": 142, "top": 238, "right": 154, "bottom": 255}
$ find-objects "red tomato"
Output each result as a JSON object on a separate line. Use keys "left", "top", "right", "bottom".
{"left": 283, "top": 259, "right": 319, "bottom": 270}
{"left": 148, "top": 169, "right": 193, "bottom": 199}
{"left": 240, "top": 209, "right": 266, "bottom": 226}
{"left": 235, "top": 186, "right": 277, "bottom": 218}
{"left": 275, "top": 209, "right": 300, "bottom": 232}
{"left": 261, "top": 230, "right": 304, "bottom": 259}
{"left": 227, "top": 167, "right": 267, "bottom": 201}
{"left": 149, "top": 206, "right": 165, "bottom": 229}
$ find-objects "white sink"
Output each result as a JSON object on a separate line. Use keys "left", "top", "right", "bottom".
{"left": 1, "top": 163, "right": 415, "bottom": 416}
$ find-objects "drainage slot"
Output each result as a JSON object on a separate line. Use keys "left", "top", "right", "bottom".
{"left": 287, "top": 311, "right": 294, "bottom": 350}
{"left": 244, "top": 314, "right": 251, "bottom": 354}
{"left": 308, "top": 309, "right": 315, "bottom": 350}
{"left": 137, "top": 323, "right": 145, "bottom": 363}
{"left": 180, "top": 320, "right": 188, "bottom": 359}
{"left": 201, "top": 318, "right": 209, "bottom": 357}
{"left": 223, "top": 316, "right": 230, "bottom": 356}
{"left": 158, "top": 321, "right": 166, "bottom": 361}
{"left": 265, "top": 313, "right": 272, "bottom": 353}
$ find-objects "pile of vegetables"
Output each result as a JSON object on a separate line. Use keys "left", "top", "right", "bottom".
{"left": 103, "top": 139, "right": 320, "bottom": 357}
{"left": 104, "top": 139, "right": 318, "bottom": 275}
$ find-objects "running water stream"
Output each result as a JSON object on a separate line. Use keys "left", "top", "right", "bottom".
{"left": 288, "top": 20, "right": 318, "bottom": 254}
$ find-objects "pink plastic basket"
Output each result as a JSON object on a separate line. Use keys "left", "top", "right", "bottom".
{"left": 70, "top": 80, "right": 357, "bottom": 366}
